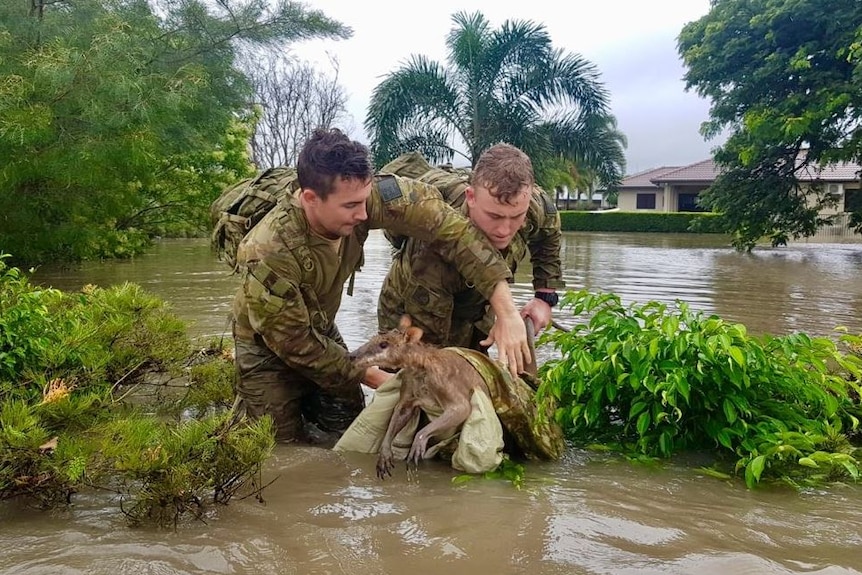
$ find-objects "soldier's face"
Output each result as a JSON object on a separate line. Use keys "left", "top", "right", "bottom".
{"left": 301, "top": 177, "right": 371, "bottom": 239}
{"left": 465, "top": 184, "right": 530, "bottom": 250}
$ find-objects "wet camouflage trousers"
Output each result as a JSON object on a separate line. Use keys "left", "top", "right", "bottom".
{"left": 233, "top": 332, "right": 365, "bottom": 443}
{"left": 448, "top": 348, "right": 565, "bottom": 461}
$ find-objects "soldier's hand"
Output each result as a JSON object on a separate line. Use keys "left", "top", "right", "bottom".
{"left": 481, "top": 309, "right": 529, "bottom": 377}
{"left": 520, "top": 298, "right": 552, "bottom": 334}
{"left": 363, "top": 366, "right": 392, "bottom": 390}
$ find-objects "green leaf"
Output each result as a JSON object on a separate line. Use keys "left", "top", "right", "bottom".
{"left": 676, "top": 377, "right": 691, "bottom": 404}
{"left": 699, "top": 466, "right": 732, "bottom": 480}
{"left": 797, "top": 457, "right": 819, "bottom": 468}
{"left": 658, "top": 431, "right": 672, "bottom": 456}
{"left": 745, "top": 455, "right": 766, "bottom": 488}
{"left": 636, "top": 412, "right": 650, "bottom": 436}
{"left": 840, "top": 460, "right": 859, "bottom": 480}
{"left": 629, "top": 401, "right": 647, "bottom": 419}
{"left": 722, "top": 398, "right": 737, "bottom": 424}
{"left": 728, "top": 346, "right": 745, "bottom": 367}
{"left": 715, "top": 429, "right": 733, "bottom": 450}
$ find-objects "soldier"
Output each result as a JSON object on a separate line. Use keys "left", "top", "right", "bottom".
{"left": 378, "top": 143, "right": 565, "bottom": 353}
{"left": 374, "top": 143, "right": 567, "bottom": 461}
{"left": 231, "top": 129, "right": 530, "bottom": 443}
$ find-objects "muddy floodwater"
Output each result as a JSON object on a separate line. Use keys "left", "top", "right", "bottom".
{"left": 6, "top": 232, "right": 861, "bottom": 575}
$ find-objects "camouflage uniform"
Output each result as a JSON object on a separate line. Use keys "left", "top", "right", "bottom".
{"left": 376, "top": 157, "right": 567, "bottom": 460}
{"left": 232, "top": 175, "right": 512, "bottom": 442}
{"left": 378, "top": 183, "right": 566, "bottom": 348}
{"left": 449, "top": 348, "right": 566, "bottom": 461}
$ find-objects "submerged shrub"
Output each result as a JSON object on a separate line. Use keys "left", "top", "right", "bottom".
{"left": 538, "top": 290, "right": 862, "bottom": 488}
{"left": 0, "top": 255, "right": 273, "bottom": 523}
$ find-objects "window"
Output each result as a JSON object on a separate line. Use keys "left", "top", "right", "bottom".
{"left": 678, "top": 193, "right": 705, "bottom": 212}
{"left": 636, "top": 193, "right": 656, "bottom": 209}
{"left": 845, "top": 188, "right": 862, "bottom": 212}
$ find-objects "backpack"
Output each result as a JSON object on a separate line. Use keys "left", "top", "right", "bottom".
{"left": 380, "top": 152, "right": 471, "bottom": 206}
{"left": 210, "top": 167, "right": 299, "bottom": 270}
{"left": 379, "top": 152, "right": 472, "bottom": 250}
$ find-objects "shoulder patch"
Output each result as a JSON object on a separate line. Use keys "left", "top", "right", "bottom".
{"left": 539, "top": 192, "right": 558, "bottom": 215}
{"left": 377, "top": 176, "right": 403, "bottom": 203}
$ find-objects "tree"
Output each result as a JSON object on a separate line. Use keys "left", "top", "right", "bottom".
{"left": 678, "top": 0, "right": 862, "bottom": 250}
{"left": 365, "top": 11, "right": 626, "bottom": 189}
{"left": 534, "top": 114, "right": 627, "bottom": 201}
{"left": 0, "top": 0, "right": 350, "bottom": 264}
{"left": 245, "top": 55, "right": 349, "bottom": 168}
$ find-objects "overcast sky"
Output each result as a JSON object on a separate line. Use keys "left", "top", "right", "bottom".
{"left": 292, "top": 0, "right": 724, "bottom": 175}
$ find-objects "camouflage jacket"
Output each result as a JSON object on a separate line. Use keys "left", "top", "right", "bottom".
{"left": 450, "top": 347, "right": 565, "bottom": 461}
{"left": 232, "top": 175, "right": 513, "bottom": 393}
{"left": 378, "top": 186, "right": 565, "bottom": 347}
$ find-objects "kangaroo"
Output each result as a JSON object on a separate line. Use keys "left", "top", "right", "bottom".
{"left": 349, "top": 315, "right": 491, "bottom": 479}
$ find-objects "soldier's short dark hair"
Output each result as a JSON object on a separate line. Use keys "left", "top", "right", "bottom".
{"left": 471, "top": 143, "right": 535, "bottom": 205}
{"left": 297, "top": 128, "right": 373, "bottom": 200}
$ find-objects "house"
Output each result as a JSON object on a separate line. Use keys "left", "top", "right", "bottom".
{"left": 617, "top": 157, "right": 862, "bottom": 215}
{"left": 554, "top": 185, "right": 607, "bottom": 210}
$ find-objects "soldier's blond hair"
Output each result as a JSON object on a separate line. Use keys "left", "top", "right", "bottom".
{"left": 471, "top": 144, "right": 535, "bottom": 205}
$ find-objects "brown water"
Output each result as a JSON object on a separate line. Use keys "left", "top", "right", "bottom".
{"left": 5, "top": 232, "right": 861, "bottom": 575}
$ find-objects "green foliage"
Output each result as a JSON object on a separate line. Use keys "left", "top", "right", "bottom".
{"left": 452, "top": 455, "right": 526, "bottom": 489}
{"left": 365, "top": 11, "right": 625, "bottom": 188}
{"left": 558, "top": 211, "right": 726, "bottom": 233}
{"left": 0, "top": 258, "right": 274, "bottom": 523}
{"left": 533, "top": 115, "right": 628, "bottom": 192}
{"left": 678, "top": 0, "right": 862, "bottom": 249}
{"left": 180, "top": 350, "right": 237, "bottom": 414}
{"left": 100, "top": 412, "right": 274, "bottom": 525}
{"left": 1, "top": 263, "right": 189, "bottom": 407}
{"left": 0, "top": 0, "right": 349, "bottom": 265}
{"left": 0, "top": 255, "right": 64, "bottom": 383}
{"left": 538, "top": 290, "right": 862, "bottom": 488}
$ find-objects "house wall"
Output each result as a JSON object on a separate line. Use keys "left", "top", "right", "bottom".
{"left": 618, "top": 188, "right": 664, "bottom": 211}
{"left": 802, "top": 182, "right": 855, "bottom": 215}
{"left": 619, "top": 178, "right": 859, "bottom": 214}
{"left": 618, "top": 184, "right": 709, "bottom": 212}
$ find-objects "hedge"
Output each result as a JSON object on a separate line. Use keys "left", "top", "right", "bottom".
{"left": 559, "top": 211, "right": 726, "bottom": 233}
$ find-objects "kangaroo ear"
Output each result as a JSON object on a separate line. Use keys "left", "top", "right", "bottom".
{"left": 405, "top": 326, "right": 424, "bottom": 343}
{"left": 398, "top": 314, "right": 413, "bottom": 330}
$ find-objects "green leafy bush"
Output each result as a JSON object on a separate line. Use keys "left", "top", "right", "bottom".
{"left": 0, "top": 255, "right": 64, "bottom": 384}
{"left": 0, "top": 255, "right": 273, "bottom": 522}
{"left": 538, "top": 290, "right": 862, "bottom": 487}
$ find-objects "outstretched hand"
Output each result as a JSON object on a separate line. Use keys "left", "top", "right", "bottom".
{"left": 480, "top": 309, "right": 530, "bottom": 377}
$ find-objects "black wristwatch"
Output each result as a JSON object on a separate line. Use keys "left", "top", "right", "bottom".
{"left": 534, "top": 291, "right": 559, "bottom": 307}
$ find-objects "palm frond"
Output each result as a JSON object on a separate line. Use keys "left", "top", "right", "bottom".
{"left": 365, "top": 10, "right": 623, "bottom": 172}
{"left": 446, "top": 11, "right": 492, "bottom": 72}
{"left": 365, "top": 55, "right": 465, "bottom": 166}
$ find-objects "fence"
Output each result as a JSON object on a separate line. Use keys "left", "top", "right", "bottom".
{"left": 807, "top": 212, "right": 861, "bottom": 242}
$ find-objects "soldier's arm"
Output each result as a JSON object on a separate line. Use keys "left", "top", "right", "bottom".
{"left": 242, "top": 257, "right": 366, "bottom": 392}
{"left": 368, "top": 175, "right": 528, "bottom": 374}
{"left": 367, "top": 175, "right": 512, "bottom": 300}
{"left": 527, "top": 189, "right": 566, "bottom": 291}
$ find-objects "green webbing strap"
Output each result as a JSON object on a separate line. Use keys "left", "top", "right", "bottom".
{"left": 275, "top": 206, "right": 315, "bottom": 275}
{"left": 347, "top": 270, "right": 356, "bottom": 297}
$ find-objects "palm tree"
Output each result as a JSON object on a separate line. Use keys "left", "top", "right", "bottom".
{"left": 365, "top": 11, "right": 626, "bottom": 188}
{"left": 534, "top": 114, "right": 628, "bottom": 196}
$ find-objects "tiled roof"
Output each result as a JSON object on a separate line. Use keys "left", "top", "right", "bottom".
{"left": 797, "top": 161, "right": 861, "bottom": 181}
{"left": 651, "top": 159, "right": 721, "bottom": 183}
{"left": 619, "top": 166, "right": 681, "bottom": 188}
{"left": 627, "top": 155, "right": 861, "bottom": 187}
